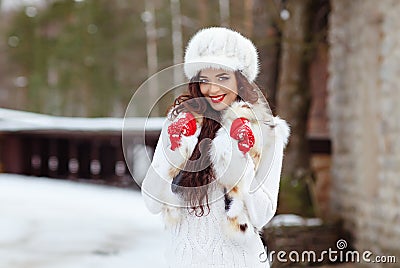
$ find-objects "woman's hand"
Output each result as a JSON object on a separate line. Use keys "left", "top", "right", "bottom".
{"left": 167, "top": 112, "right": 197, "bottom": 150}
{"left": 229, "top": 117, "right": 255, "bottom": 154}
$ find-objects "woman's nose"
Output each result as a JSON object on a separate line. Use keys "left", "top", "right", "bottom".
{"left": 209, "top": 83, "right": 220, "bottom": 94}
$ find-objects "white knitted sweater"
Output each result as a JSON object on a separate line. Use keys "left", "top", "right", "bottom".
{"left": 141, "top": 101, "right": 290, "bottom": 267}
{"left": 164, "top": 187, "right": 269, "bottom": 268}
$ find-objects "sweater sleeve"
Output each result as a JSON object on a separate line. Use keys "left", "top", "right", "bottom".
{"left": 141, "top": 117, "right": 199, "bottom": 214}
{"left": 243, "top": 116, "right": 290, "bottom": 229}
{"left": 141, "top": 123, "right": 175, "bottom": 214}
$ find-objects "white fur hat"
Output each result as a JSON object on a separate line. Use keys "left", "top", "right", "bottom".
{"left": 184, "top": 27, "right": 259, "bottom": 82}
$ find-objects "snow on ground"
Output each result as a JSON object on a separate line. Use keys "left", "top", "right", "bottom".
{"left": 266, "top": 214, "right": 323, "bottom": 227}
{"left": 0, "top": 174, "right": 168, "bottom": 268}
{"left": 0, "top": 108, "right": 164, "bottom": 132}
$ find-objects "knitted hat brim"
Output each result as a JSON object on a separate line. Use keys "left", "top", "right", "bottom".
{"left": 184, "top": 56, "right": 243, "bottom": 80}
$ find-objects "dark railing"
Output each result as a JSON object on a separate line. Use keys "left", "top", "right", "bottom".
{"left": 0, "top": 130, "right": 160, "bottom": 188}
{"left": 1, "top": 131, "right": 330, "bottom": 187}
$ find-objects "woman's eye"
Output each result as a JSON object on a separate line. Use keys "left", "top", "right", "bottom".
{"left": 199, "top": 79, "right": 209, "bottom": 83}
{"left": 218, "top": 76, "right": 229, "bottom": 81}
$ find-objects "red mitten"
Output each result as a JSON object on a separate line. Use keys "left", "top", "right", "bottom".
{"left": 167, "top": 112, "right": 197, "bottom": 150}
{"left": 230, "top": 117, "right": 255, "bottom": 154}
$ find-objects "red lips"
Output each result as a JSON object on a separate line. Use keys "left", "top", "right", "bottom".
{"left": 210, "top": 94, "right": 225, "bottom": 103}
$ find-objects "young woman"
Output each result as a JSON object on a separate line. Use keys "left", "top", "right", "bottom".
{"left": 141, "top": 27, "right": 290, "bottom": 267}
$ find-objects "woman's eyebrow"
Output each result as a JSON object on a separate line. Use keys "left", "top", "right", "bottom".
{"left": 215, "top": 72, "right": 229, "bottom": 77}
{"left": 199, "top": 75, "right": 208, "bottom": 79}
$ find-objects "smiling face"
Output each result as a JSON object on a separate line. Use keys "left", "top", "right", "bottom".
{"left": 198, "top": 68, "right": 238, "bottom": 111}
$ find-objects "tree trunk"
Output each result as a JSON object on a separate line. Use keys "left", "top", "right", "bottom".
{"left": 252, "top": 0, "right": 280, "bottom": 111}
{"left": 197, "top": 0, "right": 208, "bottom": 26}
{"left": 170, "top": 0, "right": 183, "bottom": 86}
{"left": 243, "top": 0, "right": 253, "bottom": 37}
{"left": 219, "top": 0, "right": 230, "bottom": 27}
{"left": 276, "top": 0, "right": 314, "bottom": 216}
{"left": 143, "top": 0, "right": 159, "bottom": 115}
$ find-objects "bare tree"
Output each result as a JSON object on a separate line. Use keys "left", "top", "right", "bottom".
{"left": 142, "top": 0, "right": 159, "bottom": 115}
{"left": 197, "top": 0, "right": 208, "bottom": 26}
{"left": 170, "top": 0, "right": 184, "bottom": 87}
{"left": 219, "top": 0, "right": 230, "bottom": 27}
{"left": 243, "top": 0, "right": 253, "bottom": 36}
{"left": 276, "top": 0, "right": 314, "bottom": 215}
{"left": 252, "top": 0, "right": 280, "bottom": 110}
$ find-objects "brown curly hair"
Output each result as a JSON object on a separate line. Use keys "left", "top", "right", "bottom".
{"left": 170, "top": 70, "right": 259, "bottom": 216}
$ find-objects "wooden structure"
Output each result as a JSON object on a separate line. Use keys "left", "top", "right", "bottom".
{"left": 0, "top": 130, "right": 160, "bottom": 188}
{"left": 0, "top": 108, "right": 330, "bottom": 189}
{"left": 0, "top": 108, "right": 163, "bottom": 188}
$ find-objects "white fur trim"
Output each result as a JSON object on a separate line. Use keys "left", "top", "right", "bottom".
{"left": 221, "top": 101, "right": 272, "bottom": 126}
{"left": 210, "top": 100, "right": 290, "bottom": 234}
{"left": 210, "top": 127, "right": 256, "bottom": 188}
{"left": 273, "top": 116, "right": 291, "bottom": 147}
{"left": 184, "top": 27, "right": 259, "bottom": 82}
{"left": 162, "top": 206, "right": 181, "bottom": 227}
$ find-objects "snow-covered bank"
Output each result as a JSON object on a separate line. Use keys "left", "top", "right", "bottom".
{"left": 0, "top": 108, "right": 164, "bottom": 132}
{"left": 0, "top": 174, "right": 168, "bottom": 268}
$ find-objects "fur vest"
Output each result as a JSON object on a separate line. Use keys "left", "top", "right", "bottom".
{"left": 141, "top": 99, "right": 290, "bottom": 241}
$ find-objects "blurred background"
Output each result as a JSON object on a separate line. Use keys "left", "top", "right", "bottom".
{"left": 0, "top": 0, "right": 329, "bottom": 117}
{"left": 0, "top": 0, "right": 399, "bottom": 267}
